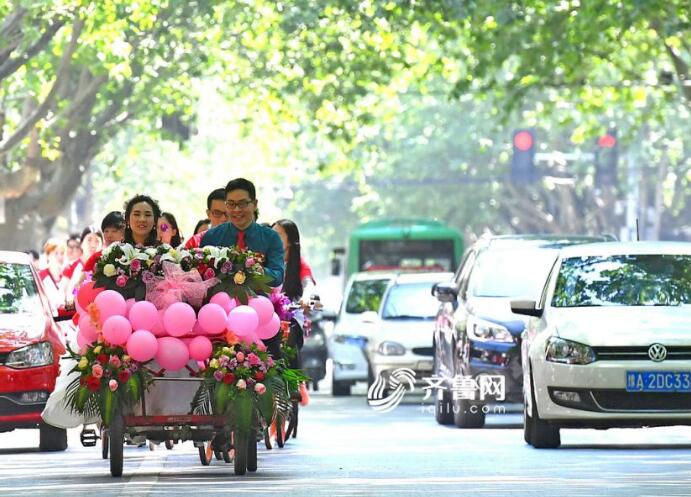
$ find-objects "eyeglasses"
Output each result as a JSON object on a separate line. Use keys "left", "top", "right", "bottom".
{"left": 209, "top": 209, "right": 227, "bottom": 218}
{"left": 224, "top": 200, "right": 254, "bottom": 210}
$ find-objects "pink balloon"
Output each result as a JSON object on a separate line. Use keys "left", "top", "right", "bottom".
{"left": 210, "top": 292, "right": 232, "bottom": 309}
{"left": 76, "top": 281, "right": 103, "bottom": 310}
{"left": 226, "top": 305, "right": 259, "bottom": 337}
{"left": 76, "top": 330, "right": 94, "bottom": 349}
{"left": 129, "top": 301, "right": 159, "bottom": 331}
{"left": 249, "top": 296, "right": 274, "bottom": 326}
{"left": 75, "top": 299, "right": 85, "bottom": 317}
{"left": 256, "top": 312, "right": 280, "bottom": 340}
{"left": 126, "top": 298, "right": 136, "bottom": 312}
{"left": 151, "top": 310, "right": 166, "bottom": 336}
{"left": 163, "top": 302, "right": 196, "bottom": 337}
{"left": 244, "top": 330, "right": 264, "bottom": 347}
{"left": 225, "top": 298, "right": 238, "bottom": 314}
{"left": 94, "top": 290, "right": 127, "bottom": 324}
{"left": 197, "top": 303, "right": 227, "bottom": 335}
{"left": 192, "top": 321, "right": 205, "bottom": 335}
{"left": 188, "top": 336, "right": 213, "bottom": 361}
{"left": 102, "top": 315, "right": 133, "bottom": 346}
{"left": 126, "top": 330, "right": 158, "bottom": 362}
{"left": 155, "top": 337, "right": 189, "bottom": 371}
{"left": 78, "top": 314, "right": 99, "bottom": 342}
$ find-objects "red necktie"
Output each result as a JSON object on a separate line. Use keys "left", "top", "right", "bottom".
{"left": 236, "top": 230, "right": 246, "bottom": 249}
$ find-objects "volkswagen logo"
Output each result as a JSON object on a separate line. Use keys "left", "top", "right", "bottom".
{"left": 648, "top": 343, "right": 667, "bottom": 362}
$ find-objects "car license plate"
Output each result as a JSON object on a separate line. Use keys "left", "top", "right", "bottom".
{"left": 626, "top": 371, "right": 691, "bottom": 392}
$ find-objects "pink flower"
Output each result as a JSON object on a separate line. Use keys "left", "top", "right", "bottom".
{"left": 247, "top": 353, "right": 260, "bottom": 366}
{"left": 130, "top": 259, "right": 141, "bottom": 272}
{"left": 245, "top": 258, "right": 255, "bottom": 268}
{"left": 92, "top": 364, "right": 104, "bottom": 379}
{"left": 116, "top": 275, "right": 128, "bottom": 287}
{"left": 109, "top": 379, "right": 118, "bottom": 392}
{"left": 236, "top": 379, "right": 247, "bottom": 390}
{"left": 213, "top": 370, "right": 224, "bottom": 382}
{"left": 109, "top": 355, "right": 121, "bottom": 368}
{"left": 254, "top": 383, "right": 266, "bottom": 395}
{"left": 203, "top": 268, "right": 216, "bottom": 280}
{"left": 236, "top": 351, "right": 245, "bottom": 362}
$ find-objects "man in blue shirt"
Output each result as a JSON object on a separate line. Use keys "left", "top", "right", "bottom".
{"left": 200, "top": 178, "right": 285, "bottom": 287}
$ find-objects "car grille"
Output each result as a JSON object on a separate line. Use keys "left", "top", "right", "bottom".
{"left": 0, "top": 352, "right": 8, "bottom": 365}
{"left": 592, "top": 389, "right": 691, "bottom": 411}
{"left": 412, "top": 347, "right": 433, "bottom": 356}
{"left": 593, "top": 346, "right": 691, "bottom": 361}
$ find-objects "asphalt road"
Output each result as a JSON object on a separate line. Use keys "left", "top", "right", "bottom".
{"left": 2, "top": 386, "right": 691, "bottom": 497}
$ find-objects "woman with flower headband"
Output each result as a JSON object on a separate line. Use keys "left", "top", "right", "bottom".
{"left": 123, "top": 194, "right": 162, "bottom": 247}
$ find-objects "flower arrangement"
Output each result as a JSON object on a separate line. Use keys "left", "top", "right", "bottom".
{"left": 64, "top": 339, "right": 151, "bottom": 427}
{"left": 194, "top": 340, "right": 308, "bottom": 432}
{"left": 92, "top": 243, "right": 273, "bottom": 304}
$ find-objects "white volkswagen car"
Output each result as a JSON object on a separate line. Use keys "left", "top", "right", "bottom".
{"left": 514, "top": 242, "right": 691, "bottom": 448}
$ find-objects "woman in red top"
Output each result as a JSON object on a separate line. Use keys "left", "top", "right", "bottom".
{"left": 39, "top": 239, "right": 66, "bottom": 311}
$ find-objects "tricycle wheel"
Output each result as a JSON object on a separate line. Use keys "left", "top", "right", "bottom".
{"left": 109, "top": 412, "right": 125, "bottom": 477}
{"left": 247, "top": 429, "right": 257, "bottom": 472}
{"left": 285, "top": 403, "right": 299, "bottom": 439}
{"left": 101, "top": 427, "right": 109, "bottom": 459}
{"left": 165, "top": 439, "right": 174, "bottom": 450}
{"left": 233, "top": 431, "right": 247, "bottom": 475}
{"left": 198, "top": 443, "right": 212, "bottom": 465}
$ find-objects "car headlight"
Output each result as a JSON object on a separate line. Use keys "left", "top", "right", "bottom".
{"left": 377, "top": 341, "right": 406, "bottom": 356}
{"left": 5, "top": 342, "right": 54, "bottom": 369}
{"left": 309, "top": 333, "right": 325, "bottom": 346}
{"left": 467, "top": 317, "right": 514, "bottom": 343}
{"left": 545, "top": 337, "right": 596, "bottom": 365}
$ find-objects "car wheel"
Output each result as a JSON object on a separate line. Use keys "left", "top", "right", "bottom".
{"left": 452, "top": 395, "right": 486, "bottom": 428}
{"left": 39, "top": 423, "right": 67, "bottom": 452}
{"left": 435, "top": 388, "right": 454, "bottom": 425}
{"left": 523, "top": 399, "right": 533, "bottom": 444}
{"left": 526, "top": 368, "right": 560, "bottom": 448}
{"left": 332, "top": 379, "right": 351, "bottom": 396}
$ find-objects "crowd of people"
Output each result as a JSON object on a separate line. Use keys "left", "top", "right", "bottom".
{"left": 29, "top": 178, "right": 316, "bottom": 332}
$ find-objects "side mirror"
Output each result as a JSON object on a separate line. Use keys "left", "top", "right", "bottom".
{"left": 434, "top": 282, "right": 458, "bottom": 303}
{"left": 54, "top": 305, "right": 76, "bottom": 322}
{"left": 510, "top": 300, "right": 543, "bottom": 318}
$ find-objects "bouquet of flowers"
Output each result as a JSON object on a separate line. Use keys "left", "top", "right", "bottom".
{"left": 187, "top": 246, "right": 273, "bottom": 304}
{"left": 194, "top": 341, "right": 308, "bottom": 432}
{"left": 64, "top": 339, "right": 152, "bottom": 427}
{"left": 92, "top": 243, "right": 272, "bottom": 305}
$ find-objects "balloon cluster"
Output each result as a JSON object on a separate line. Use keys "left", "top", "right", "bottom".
{"left": 75, "top": 282, "right": 280, "bottom": 372}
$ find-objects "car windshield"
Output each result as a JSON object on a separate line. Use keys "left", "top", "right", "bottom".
{"left": 467, "top": 249, "right": 558, "bottom": 298}
{"left": 382, "top": 282, "right": 439, "bottom": 319}
{"left": 552, "top": 254, "right": 691, "bottom": 307}
{"left": 0, "top": 263, "right": 41, "bottom": 314}
{"left": 345, "top": 278, "right": 390, "bottom": 313}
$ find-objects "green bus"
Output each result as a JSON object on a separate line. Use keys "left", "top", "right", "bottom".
{"left": 333, "top": 218, "right": 464, "bottom": 278}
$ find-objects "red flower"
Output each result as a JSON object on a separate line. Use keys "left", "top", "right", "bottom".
{"left": 96, "top": 353, "right": 108, "bottom": 364}
{"left": 117, "top": 370, "right": 131, "bottom": 383}
{"left": 86, "top": 376, "right": 101, "bottom": 392}
{"left": 222, "top": 373, "right": 235, "bottom": 384}
{"left": 197, "top": 263, "right": 208, "bottom": 275}
{"left": 79, "top": 376, "right": 87, "bottom": 386}
{"left": 255, "top": 371, "right": 265, "bottom": 381}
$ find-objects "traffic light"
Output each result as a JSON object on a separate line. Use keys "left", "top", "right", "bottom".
{"left": 510, "top": 129, "right": 536, "bottom": 183}
{"left": 595, "top": 129, "right": 618, "bottom": 186}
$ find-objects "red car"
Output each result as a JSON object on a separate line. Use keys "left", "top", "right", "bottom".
{"left": 0, "top": 251, "right": 69, "bottom": 451}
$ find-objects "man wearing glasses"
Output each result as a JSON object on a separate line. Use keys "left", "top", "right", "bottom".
{"left": 200, "top": 177, "right": 284, "bottom": 288}
{"left": 184, "top": 188, "right": 227, "bottom": 249}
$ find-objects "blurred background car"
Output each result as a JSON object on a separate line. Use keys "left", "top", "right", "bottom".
{"left": 0, "top": 251, "right": 70, "bottom": 451}
{"left": 516, "top": 241, "right": 691, "bottom": 448}
{"left": 365, "top": 272, "right": 452, "bottom": 389}
{"left": 432, "top": 234, "right": 615, "bottom": 428}
{"left": 301, "top": 308, "right": 329, "bottom": 391}
{"left": 329, "top": 272, "right": 394, "bottom": 396}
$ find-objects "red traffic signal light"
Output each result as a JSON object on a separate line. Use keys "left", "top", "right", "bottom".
{"left": 598, "top": 133, "right": 617, "bottom": 148}
{"left": 513, "top": 130, "right": 534, "bottom": 151}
